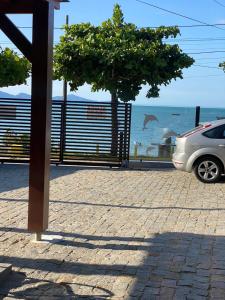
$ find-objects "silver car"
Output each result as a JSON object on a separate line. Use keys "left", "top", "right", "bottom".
{"left": 173, "top": 120, "right": 225, "bottom": 183}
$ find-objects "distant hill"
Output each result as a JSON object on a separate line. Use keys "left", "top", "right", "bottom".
{"left": 0, "top": 91, "right": 103, "bottom": 102}
{"left": 0, "top": 91, "right": 19, "bottom": 98}
{"left": 53, "top": 94, "right": 95, "bottom": 101}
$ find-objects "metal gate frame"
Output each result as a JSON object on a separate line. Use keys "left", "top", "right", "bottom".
{"left": 0, "top": 98, "right": 132, "bottom": 167}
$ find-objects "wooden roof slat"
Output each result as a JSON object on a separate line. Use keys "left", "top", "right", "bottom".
{"left": 0, "top": 0, "right": 64, "bottom": 13}
{"left": 0, "top": 1, "right": 33, "bottom": 14}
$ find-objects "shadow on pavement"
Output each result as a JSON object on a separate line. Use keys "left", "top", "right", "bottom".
{"left": 0, "top": 197, "right": 225, "bottom": 213}
{"left": 0, "top": 163, "right": 175, "bottom": 194}
{"left": 0, "top": 232, "right": 224, "bottom": 298}
{"left": 1, "top": 272, "right": 112, "bottom": 299}
{"left": 0, "top": 164, "right": 80, "bottom": 194}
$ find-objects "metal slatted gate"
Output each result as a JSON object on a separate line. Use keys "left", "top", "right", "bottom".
{"left": 0, "top": 98, "right": 131, "bottom": 166}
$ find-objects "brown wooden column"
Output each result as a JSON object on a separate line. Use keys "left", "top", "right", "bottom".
{"left": 28, "top": 0, "right": 55, "bottom": 232}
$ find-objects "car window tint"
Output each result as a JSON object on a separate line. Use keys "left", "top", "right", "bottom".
{"left": 203, "top": 125, "right": 225, "bottom": 139}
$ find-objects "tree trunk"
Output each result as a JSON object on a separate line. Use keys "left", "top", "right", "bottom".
{"left": 111, "top": 92, "right": 118, "bottom": 157}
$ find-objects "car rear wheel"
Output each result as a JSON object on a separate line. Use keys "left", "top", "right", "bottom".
{"left": 194, "top": 157, "right": 222, "bottom": 183}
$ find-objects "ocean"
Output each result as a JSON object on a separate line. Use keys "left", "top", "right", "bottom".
{"left": 130, "top": 106, "right": 225, "bottom": 159}
{"left": 1, "top": 98, "right": 225, "bottom": 161}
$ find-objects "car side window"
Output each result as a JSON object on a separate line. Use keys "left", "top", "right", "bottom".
{"left": 203, "top": 125, "right": 225, "bottom": 139}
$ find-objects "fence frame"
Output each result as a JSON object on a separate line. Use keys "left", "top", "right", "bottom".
{"left": 0, "top": 98, "right": 132, "bottom": 167}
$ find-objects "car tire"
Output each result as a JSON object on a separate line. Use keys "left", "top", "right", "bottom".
{"left": 194, "top": 157, "right": 222, "bottom": 183}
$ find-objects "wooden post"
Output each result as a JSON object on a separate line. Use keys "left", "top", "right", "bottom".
{"left": 59, "top": 14, "right": 69, "bottom": 163}
{"left": 0, "top": 0, "right": 66, "bottom": 237}
{"left": 63, "top": 15, "right": 69, "bottom": 104}
{"left": 28, "top": 0, "right": 55, "bottom": 233}
{"left": 195, "top": 106, "right": 201, "bottom": 127}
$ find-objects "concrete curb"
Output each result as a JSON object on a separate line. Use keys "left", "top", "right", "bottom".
{"left": 129, "top": 160, "right": 175, "bottom": 170}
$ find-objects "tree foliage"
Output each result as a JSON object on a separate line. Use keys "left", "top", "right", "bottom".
{"left": 54, "top": 4, "right": 194, "bottom": 102}
{"left": 219, "top": 62, "right": 225, "bottom": 72}
{"left": 3, "top": 129, "right": 30, "bottom": 155}
{"left": 0, "top": 47, "right": 30, "bottom": 88}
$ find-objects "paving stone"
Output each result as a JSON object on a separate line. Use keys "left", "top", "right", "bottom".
{"left": 193, "top": 281, "right": 209, "bottom": 289}
{"left": 211, "top": 280, "right": 225, "bottom": 289}
{"left": 178, "top": 279, "right": 193, "bottom": 287}
{"left": 210, "top": 288, "right": 225, "bottom": 298}
{"left": 191, "top": 287, "right": 209, "bottom": 297}
{"left": 161, "top": 279, "right": 177, "bottom": 288}
{"left": 160, "top": 287, "right": 175, "bottom": 298}
{"left": 143, "top": 287, "right": 160, "bottom": 296}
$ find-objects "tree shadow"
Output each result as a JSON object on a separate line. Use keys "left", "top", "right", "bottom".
{"left": 1, "top": 272, "right": 113, "bottom": 299}
{"left": 0, "top": 232, "right": 225, "bottom": 298}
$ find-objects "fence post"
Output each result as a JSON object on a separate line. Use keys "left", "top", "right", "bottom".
{"left": 59, "top": 101, "right": 67, "bottom": 163}
{"left": 119, "top": 132, "right": 124, "bottom": 163}
{"left": 96, "top": 144, "right": 100, "bottom": 155}
{"left": 127, "top": 104, "right": 132, "bottom": 163}
{"left": 134, "top": 143, "right": 138, "bottom": 160}
{"left": 124, "top": 104, "right": 128, "bottom": 161}
{"left": 195, "top": 106, "right": 200, "bottom": 127}
{"left": 59, "top": 15, "right": 69, "bottom": 164}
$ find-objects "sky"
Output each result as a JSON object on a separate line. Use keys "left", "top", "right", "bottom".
{"left": 0, "top": 0, "right": 225, "bottom": 107}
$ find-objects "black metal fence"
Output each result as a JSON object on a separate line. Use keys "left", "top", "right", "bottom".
{"left": 0, "top": 98, "right": 132, "bottom": 166}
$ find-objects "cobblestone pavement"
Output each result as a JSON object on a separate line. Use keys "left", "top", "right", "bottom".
{"left": 1, "top": 164, "right": 225, "bottom": 299}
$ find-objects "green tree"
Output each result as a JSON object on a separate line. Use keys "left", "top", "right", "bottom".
{"left": 0, "top": 47, "right": 30, "bottom": 87}
{"left": 2, "top": 130, "right": 30, "bottom": 156}
{"left": 54, "top": 4, "right": 194, "bottom": 155}
{"left": 220, "top": 62, "right": 225, "bottom": 72}
{"left": 2, "top": 129, "right": 19, "bottom": 147}
{"left": 19, "top": 133, "right": 30, "bottom": 155}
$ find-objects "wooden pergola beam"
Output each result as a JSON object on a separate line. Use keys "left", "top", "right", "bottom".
{"left": 0, "top": 0, "right": 67, "bottom": 236}
{"left": 0, "top": 14, "right": 32, "bottom": 62}
{"left": 0, "top": 0, "right": 62, "bottom": 13}
{"left": 0, "top": 1, "right": 33, "bottom": 14}
{"left": 28, "top": 0, "right": 55, "bottom": 233}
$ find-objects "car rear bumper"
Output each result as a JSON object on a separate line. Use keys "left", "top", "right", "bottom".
{"left": 172, "top": 152, "right": 189, "bottom": 171}
{"left": 172, "top": 159, "right": 185, "bottom": 170}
